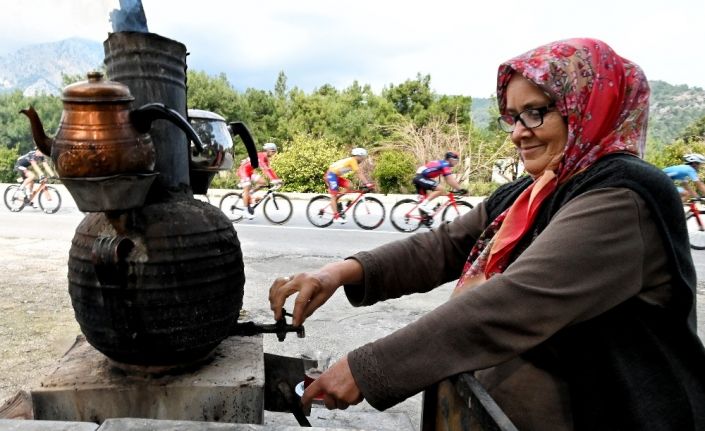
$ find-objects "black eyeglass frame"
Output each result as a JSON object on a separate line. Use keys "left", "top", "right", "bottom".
{"left": 497, "top": 105, "right": 557, "bottom": 133}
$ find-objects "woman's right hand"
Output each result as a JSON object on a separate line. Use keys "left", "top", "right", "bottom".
{"left": 268, "top": 260, "right": 363, "bottom": 326}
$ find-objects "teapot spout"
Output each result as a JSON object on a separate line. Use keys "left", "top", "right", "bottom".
{"left": 19, "top": 106, "right": 54, "bottom": 156}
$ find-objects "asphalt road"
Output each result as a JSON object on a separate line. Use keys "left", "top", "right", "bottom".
{"left": 2, "top": 183, "right": 705, "bottom": 344}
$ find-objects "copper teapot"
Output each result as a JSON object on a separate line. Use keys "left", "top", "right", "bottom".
{"left": 20, "top": 71, "right": 201, "bottom": 178}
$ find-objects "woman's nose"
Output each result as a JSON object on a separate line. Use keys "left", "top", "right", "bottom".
{"left": 511, "top": 121, "right": 532, "bottom": 141}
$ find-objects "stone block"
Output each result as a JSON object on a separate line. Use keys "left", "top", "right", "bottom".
{"left": 31, "top": 335, "right": 264, "bottom": 424}
{"left": 97, "top": 417, "right": 354, "bottom": 430}
{"left": 0, "top": 419, "right": 98, "bottom": 430}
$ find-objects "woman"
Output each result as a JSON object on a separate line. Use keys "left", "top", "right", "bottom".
{"left": 269, "top": 38, "right": 705, "bottom": 429}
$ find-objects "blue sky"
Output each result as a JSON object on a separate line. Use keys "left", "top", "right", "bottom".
{"left": 1, "top": 0, "right": 703, "bottom": 97}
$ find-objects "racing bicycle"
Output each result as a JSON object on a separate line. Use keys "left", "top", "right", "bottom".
{"left": 4, "top": 176, "right": 62, "bottom": 214}
{"left": 389, "top": 189, "right": 473, "bottom": 232}
{"left": 685, "top": 197, "right": 705, "bottom": 250}
{"left": 306, "top": 186, "right": 385, "bottom": 230}
{"left": 219, "top": 183, "right": 293, "bottom": 224}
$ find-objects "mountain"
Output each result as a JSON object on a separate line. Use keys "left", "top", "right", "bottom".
{"left": 0, "top": 38, "right": 104, "bottom": 96}
{"left": 648, "top": 80, "right": 705, "bottom": 143}
{"left": 2, "top": 38, "right": 704, "bottom": 143}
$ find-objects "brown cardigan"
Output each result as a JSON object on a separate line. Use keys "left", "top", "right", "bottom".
{"left": 345, "top": 187, "right": 673, "bottom": 430}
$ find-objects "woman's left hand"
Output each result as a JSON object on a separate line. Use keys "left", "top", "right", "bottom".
{"left": 302, "top": 355, "right": 363, "bottom": 410}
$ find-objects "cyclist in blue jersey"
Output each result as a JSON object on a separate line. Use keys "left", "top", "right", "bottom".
{"left": 663, "top": 153, "right": 705, "bottom": 201}
{"left": 413, "top": 151, "right": 464, "bottom": 213}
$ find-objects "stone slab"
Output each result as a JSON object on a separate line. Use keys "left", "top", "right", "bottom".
{"left": 31, "top": 335, "right": 264, "bottom": 424}
{"left": 97, "top": 417, "right": 355, "bottom": 430}
{"left": 0, "top": 419, "right": 98, "bottom": 430}
{"left": 266, "top": 409, "right": 414, "bottom": 430}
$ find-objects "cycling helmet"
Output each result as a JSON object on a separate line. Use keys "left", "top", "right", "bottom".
{"left": 684, "top": 153, "right": 705, "bottom": 164}
{"left": 445, "top": 151, "right": 459, "bottom": 160}
{"left": 263, "top": 142, "right": 278, "bottom": 152}
{"left": 351, "top": 148, "right": 368, "bottom": 157}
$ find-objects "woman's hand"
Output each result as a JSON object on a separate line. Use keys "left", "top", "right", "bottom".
{"left": 269, "top": 259, "right": 364, "bottom": 326}
{"left": 268, "top": 272, "right": 338, "bottom": 326}
{"left": 302, "top": 355, "right": 363, "bottom": 410}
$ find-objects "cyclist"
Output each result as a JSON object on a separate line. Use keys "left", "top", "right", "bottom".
{"left": 14, "top": 148, "right": 47, "bottom": 202}
{"left": 237, "top": 142, "right": 282, "bottom": 219}
{"left": 325, "top": 148, "right": 373, "bottom": 224}
{"left": 414, "top": 151, "right": 464, "bottom": 214}
{"left": 663, "top": 153, "right": 705, "bottom": 202}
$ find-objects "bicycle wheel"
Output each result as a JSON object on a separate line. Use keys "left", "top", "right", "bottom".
{"left": 219, "top": 192, "right": 245, "bottom": 222}
{"left": 263, "top": 193, "right": 293, "bottom": 224}
{"left": 306, "top": 195, "right": 334, "bottom": 228}
{"left": 3, "top": 185, "right": 25, "bottom": 212}
{"left": 686, "top": 211, "right": 705, "bottom": 250}
{"left": 389, "top": 199, "right": 424, "bottom": 232}
{"left": 38, "top": 186, "right": 62, "bottom": 214}
{"left": 352, "top": 196, "right": 385, "bottom": 230}
{"left": 441, "top": 201, "right": 474, "bottom": 224}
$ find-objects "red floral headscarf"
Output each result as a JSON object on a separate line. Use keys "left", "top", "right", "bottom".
{"left": 456, "top": 38, "right": 650, "bottom": 287}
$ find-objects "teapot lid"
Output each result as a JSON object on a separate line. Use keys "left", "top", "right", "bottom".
{"left": 62, "top": 71, "right": 135, "bottom": 103}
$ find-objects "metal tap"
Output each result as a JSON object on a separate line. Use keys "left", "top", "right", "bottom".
{"left": 230, "top": 308, "right": 305, "bottom": 341}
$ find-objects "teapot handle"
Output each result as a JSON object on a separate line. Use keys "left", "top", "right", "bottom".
{"left": 229, "top": 121, "right": 259, "bottom": 169}
{"left": 130, "top": 103, "right": 204, "bottom": 154}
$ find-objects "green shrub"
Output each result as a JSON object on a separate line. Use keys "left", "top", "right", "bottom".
{"left": 372, "top": 150, "right": 416, "bottom": 194}
{"left": 646, "top": 139, "right": 705, "bottom": 169}
{"left": 209, "top": 171, "right": 239, "bottom": 190}
{"left": 271, "top": 134, "right": 346, "bottom": 193}
{"left": 467, "top": 181, "right": 500, "bottom": 198}
{"left": 0, "top": 146, "right": 19, "bottom": 183}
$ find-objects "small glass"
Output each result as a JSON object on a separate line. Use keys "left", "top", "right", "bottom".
{"left": 301, "top": 350, "right": 331, "bottom": 389}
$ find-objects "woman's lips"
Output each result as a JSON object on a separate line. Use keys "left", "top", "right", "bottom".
{"left": 519, "top": 143, "right": 544, "bottom": 157}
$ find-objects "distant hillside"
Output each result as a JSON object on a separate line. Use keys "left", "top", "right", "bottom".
{"left": 471, "top": 82, "right": 705, "bottom": 143}
{"left": 2, "top": 38, "right": 704, "bottom": 143}
{"left": 0, "top": 38, "right": 103, "bottom": 96}
{"left": 648, "top": 80, "right": 705, "bottom": 143}
{"left": 470, "top": 97, "right": 493, "bottom": 127}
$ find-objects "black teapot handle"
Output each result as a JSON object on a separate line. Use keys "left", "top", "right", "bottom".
{"left": 130, "top": 103, "right": 204, "bottom": 154}
{"left": 229, "top": 121, "right": 258, "bottom": 169}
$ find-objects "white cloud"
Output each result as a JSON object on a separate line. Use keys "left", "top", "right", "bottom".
{"left": 1, "top": 0, "right": 703, "bottom": 97}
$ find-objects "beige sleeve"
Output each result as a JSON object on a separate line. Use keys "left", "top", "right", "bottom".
{"left": 348, "top": 187, "right": 660, "bottom": 410}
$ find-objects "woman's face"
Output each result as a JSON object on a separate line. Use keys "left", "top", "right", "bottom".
{"left": 505, "top": 73, "right": 568, "bottom": 177}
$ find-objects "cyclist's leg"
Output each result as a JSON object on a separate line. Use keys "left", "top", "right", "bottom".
{"left": 326, "top": 172, "right": 343, "bottom": 219}
{"left": 237, "top": 164, "right": 253, "bottom": 207}
{"left": 253, "top": 174, "right": 267, "bottom": 202}
{"left": 336, "top": 177, "right": 353, "bottom": 213}
{"left": 412, "top": 176, "right": 428, "bottom": 201}
{"left": 241, "top": 182, "right": 252, "bottom": 207}
{"left": 677, "top": 185, "right": 689, "bottom": 202}
{"left": 416, "top": 177, "right": 440, "bottom": 211}
{"left": 18, "top": 168, "right": 31, "bottom": 192}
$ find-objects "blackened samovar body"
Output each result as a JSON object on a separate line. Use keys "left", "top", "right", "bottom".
{"left": 58, "top": 32, "right": 252, "bottom": 365}
{"left": 68, "top": 200, "right": 245, "bottom": 365}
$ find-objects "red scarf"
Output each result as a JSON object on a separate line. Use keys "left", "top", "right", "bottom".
{"left": 456, "top": 38, "right": 650, "bottom": 288}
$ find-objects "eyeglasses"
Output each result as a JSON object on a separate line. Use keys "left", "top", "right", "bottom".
{"left": 497, "top": 105, "right": 556, "bottom": 133}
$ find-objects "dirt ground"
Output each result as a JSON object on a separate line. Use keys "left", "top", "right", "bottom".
{"left": 0, "top": 237, "right": 78, "bottom": 403}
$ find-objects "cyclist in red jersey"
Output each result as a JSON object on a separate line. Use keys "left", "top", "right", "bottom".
{"left": 237, "top": 142, "right": 282, "bottom": 219}
{"left": 414, "top": 151, "right": 463, "bottom": 213}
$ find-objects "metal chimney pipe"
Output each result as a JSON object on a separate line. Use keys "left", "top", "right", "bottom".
{"left": 103, "top": 32, "right": 190, "bottom": 193}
